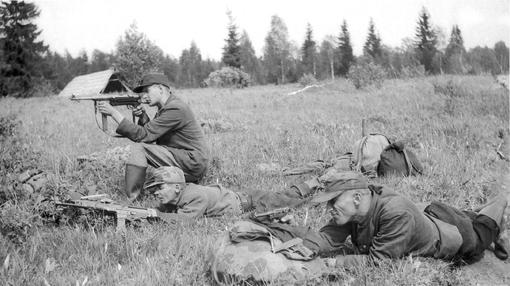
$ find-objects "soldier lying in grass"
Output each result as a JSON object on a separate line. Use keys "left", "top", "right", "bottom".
{"left": 299, "top": 172, "right": 508, "bottom": 267}
{"left": 144, "top": 166, "right": 315, "bottom": 222}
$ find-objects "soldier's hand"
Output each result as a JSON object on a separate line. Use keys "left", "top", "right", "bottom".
{"left": 96, "top": 101, "right": 115, "bottom": 116}
{"left": 132, "top": 106, "right": 145, "bottom": 117}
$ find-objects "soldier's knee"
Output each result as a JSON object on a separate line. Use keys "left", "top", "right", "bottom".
{"left": 127, "top": 143, "right": 148, "bottom": 167}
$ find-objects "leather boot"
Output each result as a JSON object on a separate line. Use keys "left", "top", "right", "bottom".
{"left": 478, "top": 194, "right": 507, "bottom": 230}
{"left": 478, "top": 194, "right": 508, "bottom": 260}
{"left": 494, "top": 237, "right": 509, "bottom": 260}
{"left": 125, "top": 164, "right": 147, "bottom": 201}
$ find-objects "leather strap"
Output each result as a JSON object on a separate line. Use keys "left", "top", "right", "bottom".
{"left": 402, "top": 149, "right": 413, "bottom": 176}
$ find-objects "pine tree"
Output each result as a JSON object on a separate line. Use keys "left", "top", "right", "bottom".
{"left": 68, "top": 50, "right": 89, "bottom": 76}
{"left": 494, "top": 41, "right": 509, "bottom": 73}
{"left": 0, "top": 0, "right": 48, "bottom": 96}
{"left": 263, "top": 15, "right": 291, "bottom": 84}
{"left": 319, "top": 36, "right": 336, "bottom": 80}
{"left": 43, "top": 51, "right": 71, "bottom": 90}
{"left": 160, "top": 55, "right": 179, "bottom": 85}
{"left": 89, "top": 49, "right": 115, "bottom": 73}
{"left": 239, "top": 30, "right": 262, "bottom": 83}
{"left": 466, "top": 46, "right": 499, "bottom": 74}
{"left": 301, "top": 23, "right": 317, "bottom": 76}
{"left": 221, "top": 11, "right": 241, "bottom": 68}
{"left": 337, "top": 20, "right": 354, "bottom": 76}
{"left": 115, "top": 22, "right": 164, "bottom": 87}
{"left": 363, "top": 18, "right": 382, "bottom": 60}
{"left": 178, "top": 41, "right": 203, "bottom": 87}
{"left": 414, "top": 8, "right": 438, "bottom": 73}
{"left": 444, "top": 25, "right": 466, "bottom": 73}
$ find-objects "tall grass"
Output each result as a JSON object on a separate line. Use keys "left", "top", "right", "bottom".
{"left": 0, "top": 75, "right": 508, "bottom": 285}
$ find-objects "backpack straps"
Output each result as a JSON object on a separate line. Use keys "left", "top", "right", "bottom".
{"left": 355, "top": 136, "right": 370, "bottom": 171}
{"left": 402, "top": 149, "right": 413, "bottom": 176}
{"left": 369, "top": 133, "right": 391, "bottom": 145}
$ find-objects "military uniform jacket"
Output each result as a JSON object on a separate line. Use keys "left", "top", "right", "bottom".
{"left": 303, "top": 186, "right": 440, "bottom": 266}
{"left": 116, "top": 95, "right": 209, "bottom": 180}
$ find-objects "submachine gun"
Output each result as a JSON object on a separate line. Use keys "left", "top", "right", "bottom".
{"left": 56, "top": 194, "right": 158, "bottom": 232}
{"left": 62, "top": 69, "right": 147, "bottom": 135}
{"left": 70, "top": 93, "right": 145, "bottom": 133}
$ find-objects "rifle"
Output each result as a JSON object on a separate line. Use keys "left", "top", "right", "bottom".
{"left": 70, "top": 93, "right": 146, "bottom": 133}
{"left": 251, "top": 207, "right": 292, "bottom": 223}
{"left": 56, "top": 194, "right": 158, "bottom": 232}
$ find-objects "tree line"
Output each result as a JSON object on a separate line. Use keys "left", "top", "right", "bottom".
{"left": 0, "top": 1, "right": 508, "bottom": 97}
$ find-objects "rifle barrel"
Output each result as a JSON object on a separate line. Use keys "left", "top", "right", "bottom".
{"left": 70, "top": 94, "right": 140, "bottom": 100}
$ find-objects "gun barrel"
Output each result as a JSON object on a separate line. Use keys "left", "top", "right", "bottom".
{"left": 253, "top": 207, "right": 291, "bottom": 218}
{"left": 70, "top": 94, "right": 140, "bottom": 101}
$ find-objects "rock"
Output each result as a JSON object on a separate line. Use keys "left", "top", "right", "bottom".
{"left": 22, "top": 183, "right": 34, "bottom": 195}
{"left": 27, "top": 173, "right": 47, "bottom": 192}
{"left": 18, "top": 170, "right": 38, "bottom": 183}
{"left": 256, "top": 162, "right": 282, "bottom": 173}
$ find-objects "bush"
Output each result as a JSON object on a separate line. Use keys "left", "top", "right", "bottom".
{"left": 348, "top": 62, "right": 387, "bottom": 89}
{"left": 298, "top": 73, "right": 318, "bottom": 87}
{"left": 399, "top": 65, "right": 426, "bottom": 78}
{"left": 432, "top": 79, "right": 470, "bottom": 98}
{"left": 204, "top": 67, "right": 251, "bottom": 88}
{"left": 0, "top": 202, "right": 41, "bottom": 244}
{"left": 0, "top": 114, "right": 20, "bottom": 137}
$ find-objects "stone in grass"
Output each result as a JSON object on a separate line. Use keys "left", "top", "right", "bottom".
{"left": 256, "top": 162, "right": 282, "bottom": 174}
{"left": 21, "top": 183, "right": 34, "bottom": 195}
{"left": 26, "top": 173, "right": 47, "bottom": 192}
{"left": 18, "top": 169, "right": 41, "bottom": 183}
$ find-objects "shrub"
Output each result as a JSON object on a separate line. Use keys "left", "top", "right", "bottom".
{"left": 400, "top": 65, "right": 426, "bottom": 78}
{"left": 204, "top": 67, "right": 251, "bottom": 88}
{"left": 298, "top": 73, "right": 318, "bottom": 87}
{"left": 0, "top": 202, "right": 41, "bottom": 244}
{"left": 432, "top": 79, "right": 470, "bottom": 98}
{"left": 0, "top": 114, "right": 20, "bottom": 137}
{"left": 348, "top": 62, "right": 387, "bottom": 89}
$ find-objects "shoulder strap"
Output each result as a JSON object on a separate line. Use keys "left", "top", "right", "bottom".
{"left": 402, "top": 149, "right": 413, "bottom": 176}
{"left": 356, "top": 136, "right": 369, "bottom": 171}
{"left": 369, "top": 133, "right": 391, "bottom": 144}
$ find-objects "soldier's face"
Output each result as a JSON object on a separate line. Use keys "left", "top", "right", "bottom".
{"left": 328, "top": 191, "right": 359, "bottom": 225}
{"left": 143, "top": 85, "right": 163, "bottom": 107}
{"left": 153, "top": 183, "right": 181, "bottom": 204}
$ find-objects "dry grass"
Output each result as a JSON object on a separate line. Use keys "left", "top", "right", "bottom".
{"left": 0, "top": 75, "right": 508, "bottom": 285}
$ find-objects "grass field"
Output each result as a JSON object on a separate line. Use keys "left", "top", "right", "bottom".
{"left": 0, "top": 75, "right": 509, "bottom": 285}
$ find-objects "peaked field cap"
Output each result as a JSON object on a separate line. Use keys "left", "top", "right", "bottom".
{"left": 311, "top": 172, "right": 369, "bottom": 204}
{"left": 133, "top": 73, "right": 171, "bottom": 93}
{"left": 144, "top": 166, "right": 185, "bottom": 189}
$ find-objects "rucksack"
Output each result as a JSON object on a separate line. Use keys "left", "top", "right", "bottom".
{"left": 352, "top": 134, "right": 390, "bottom": 177}
{"left": 377, "top": 141, "right": 424, "bottom": 177}
{"left": 211, "top": 221, "right": 329, "bottom": 284}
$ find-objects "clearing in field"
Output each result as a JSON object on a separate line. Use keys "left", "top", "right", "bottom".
{"left": 0, "top": 75, "right": 509, "bottom": 285}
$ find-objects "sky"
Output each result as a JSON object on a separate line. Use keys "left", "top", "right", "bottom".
{"left": 34, "top": 0, "right": 510, "bottom": 60}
